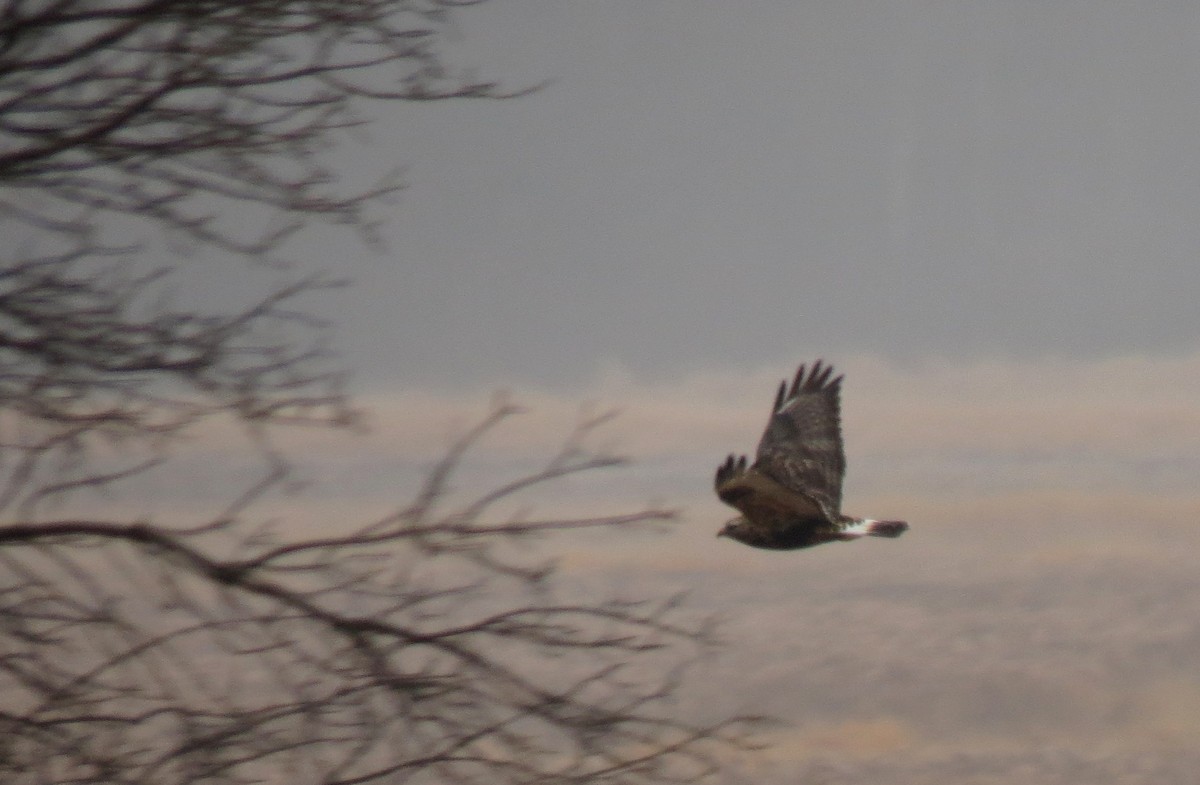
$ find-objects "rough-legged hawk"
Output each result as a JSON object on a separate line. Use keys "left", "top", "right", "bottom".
{"left": 715, "top": 361, "right": 908, "bottom": 550}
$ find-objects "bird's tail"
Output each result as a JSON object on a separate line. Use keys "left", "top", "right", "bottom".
{"left": 867, "top": 519, "right": 908, "bottom": 538}
{"left": 842, "top": 518, "right": 909, "bottom": 539}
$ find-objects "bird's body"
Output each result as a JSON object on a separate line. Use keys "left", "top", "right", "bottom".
{"left": 714, "top": 361, "right": 908, "bottom": 550}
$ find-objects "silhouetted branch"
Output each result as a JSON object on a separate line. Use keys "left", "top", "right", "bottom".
{"left": 0, "top": 405, "right": 763, "bottom": 785}
{"left": 0, "top": 0, "right": 522, "bottom": 262}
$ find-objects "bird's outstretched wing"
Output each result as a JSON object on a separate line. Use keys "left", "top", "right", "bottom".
{"left": 752, "top": 361, "right": 846, "bottom": 521}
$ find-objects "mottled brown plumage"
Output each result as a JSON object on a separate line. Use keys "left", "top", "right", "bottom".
{"left": 714, "top": 361, "right": 908, "bottom": 550}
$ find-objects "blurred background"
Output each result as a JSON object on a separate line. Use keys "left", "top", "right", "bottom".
{"left": 150, "top": 2, "right": 1200, "bottom": 782}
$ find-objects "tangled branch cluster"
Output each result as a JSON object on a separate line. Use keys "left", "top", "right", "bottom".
{"left": 0, "top": 406, "right": 761, "bottom": 785}
{"left": 0, "top": 0, "right": 519, "bottom": 257}
{"left": 0, "top": 3, "right": 765, "bottom": 783}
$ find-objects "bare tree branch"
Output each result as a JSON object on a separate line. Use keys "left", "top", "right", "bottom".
{"left": 0, "top": 3, "right": 766, "bottom": 783}
{"left": 0, "top": 405, "right": 765, "bottom": 785}
{"left": 0, "top": 0, "right": 526, "bottom": 260}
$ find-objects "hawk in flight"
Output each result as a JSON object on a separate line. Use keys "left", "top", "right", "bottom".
{"left": 715, "top": 361, "right": 908, "bottom": 550}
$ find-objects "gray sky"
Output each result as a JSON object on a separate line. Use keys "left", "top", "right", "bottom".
{"left": 309, "top": 0, "right": 1200, "bottom": 390}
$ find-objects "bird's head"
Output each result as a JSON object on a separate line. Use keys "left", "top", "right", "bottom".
{"left": 717, "top": 516, "right": 750, "bottom": 541}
